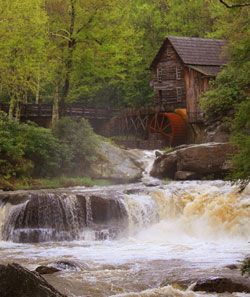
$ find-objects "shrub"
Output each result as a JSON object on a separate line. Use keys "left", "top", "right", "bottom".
{"left": 23, "top": 123, "right": 62, "bottom": 177}
{"left": 0, "top": 112, "right": 61, "bottom": 178}
{"left": 0, "top": 112, "right": 29, "bottom": 178}
{"left": 0, "top": 114, "right": 100, "bottom": 179}
{"left": 199, "top": 67, "right": 242, "bottom": 118}
{"left": 230, "top": 96, "right": 250, "bottom": 181}
{"left": 53, "top": 117, "right": 99, "bottom": 175}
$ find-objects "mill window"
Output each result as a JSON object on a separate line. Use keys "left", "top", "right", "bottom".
{"left": 176, "top": 87, "right": 182, "bottom": 102}
{"left": 176, "top": 68, "right": 182, "bottom": 80}
{"left": 157, "top": 68, "right": 162, "bottom": 82}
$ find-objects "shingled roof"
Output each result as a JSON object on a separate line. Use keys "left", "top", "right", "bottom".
{"left": 150, "top": 36, "right": 229, "bottom": 75}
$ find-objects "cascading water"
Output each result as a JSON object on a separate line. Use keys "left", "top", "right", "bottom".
{"left": 0, "top": 150, "right": 250, "bottom": 297}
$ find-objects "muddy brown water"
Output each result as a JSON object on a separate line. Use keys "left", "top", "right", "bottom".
{"left": 0, "top": 152, "right": 250, "bottom": 297}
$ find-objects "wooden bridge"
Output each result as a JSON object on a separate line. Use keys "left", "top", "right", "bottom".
{"left": 0, "top": 103, "right": 119, "bottom": 120}
{"left": 0, "top": 102, "right": 189, "bottom": 149}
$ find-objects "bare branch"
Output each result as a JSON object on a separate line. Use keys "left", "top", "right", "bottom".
{"left": 219, "top": 0, "right": 250, "bottom": 8}
{"left": 50, "top": 32, "right": 72, "bottom": 42}
{"left": 54, "top": 29, "right": 71, "bottom": 36}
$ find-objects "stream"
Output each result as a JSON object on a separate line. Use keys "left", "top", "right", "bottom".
{"left": 0, "top": 150, "right": 250, "bottom": 297}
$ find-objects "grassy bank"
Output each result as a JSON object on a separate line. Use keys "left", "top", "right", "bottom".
{"left": 0, "top": 177, "right": 112, "bottom": 191}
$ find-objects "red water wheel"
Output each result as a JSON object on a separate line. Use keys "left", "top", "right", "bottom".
{"left": 149, "top": 112, "right": 186, "bottom": 146}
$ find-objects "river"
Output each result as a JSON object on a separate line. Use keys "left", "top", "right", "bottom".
{"left": 0, "top": 151, "right": 250, "bottom": 297}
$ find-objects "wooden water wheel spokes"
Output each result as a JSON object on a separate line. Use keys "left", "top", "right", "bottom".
{"left": 150, "top": 112, "right": 173, "bottom": 145}
{"left": 149, "top": 112, "right": 186, "bottom": 146}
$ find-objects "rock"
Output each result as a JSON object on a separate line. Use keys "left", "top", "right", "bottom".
{"left": 174, "top": 171, "right": 201, "bottom": 180}
{"left": 88, "top": 141, "right": 143, "bottom": 183}
{"left": 193, "top": 277, "right": 250, "bottom": 293}
{"left": 155, "top": 150, "right": 163, "bottom": 158}
{"left": 90, "top": 195, "right": 127, "bottom": 225}
{"left": 0, "top": 190, "right": 128, "bottom": 243}
{"left": 224, "top": 264, "right": 239, "bottom": 270}
{"left": 197, "top": 115, "right": 232, "bottom": 143}
{"left": 177, "top": 143, "right": 235, "bottom": 175}
{"left": 0, "top": 263, "right": 67, "bottom": 297}
{"left": 53, "top": 261, "right": 82, "bottom": 271}
{"left": 35, "top": 266, "right": 60, "bottom": 275}
{"left": 150, "top": 151, "right": 177, "bottom": 179}
{"left": 150, "top": 143, "right": 236, "bottom": 181}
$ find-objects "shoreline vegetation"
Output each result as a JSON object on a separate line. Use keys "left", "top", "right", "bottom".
{"left": 0, "top": 177, "right": 112, "bottom": 191}
{"left": 0, "top": 113, "right": 102, "bottom": 190}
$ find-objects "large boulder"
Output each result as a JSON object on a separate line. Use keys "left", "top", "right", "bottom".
{"left": 150, "top": 143, "right": 236, "bottom": 180}
{"left": 193, "top": 277, "right": 250, "bottom": 293}
{"left": 0, "top": 263, "right": 67, "bottom": 297}
{"left": 150, "top": 151, "right": 177, "bottom": 179}
{"left": 88, "top": 141, "right": 144, "bottom": 183}
{"left": 176, "top": 143, "right": 235, "bottom": 175}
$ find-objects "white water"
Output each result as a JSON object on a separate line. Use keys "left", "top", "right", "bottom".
{"left": 0, "top": 151, "right": 250, "bottom": 297}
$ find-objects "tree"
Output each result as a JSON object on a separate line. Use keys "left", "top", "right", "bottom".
{"left": 200, "top": 4, "right": 250, "bottom": 180}
{"left": 0, "top": 0, "right": 48, "bottom": 119}
{"left": 44, "top": 0, "right": 142, "bottom": 112}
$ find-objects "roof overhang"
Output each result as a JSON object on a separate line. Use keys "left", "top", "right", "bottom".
{"left": 187, "top": 65, "right": 225, "bottom": 77}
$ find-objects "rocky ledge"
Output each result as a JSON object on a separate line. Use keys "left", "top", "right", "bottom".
{"left": 150, "top": 142, "right": 236, "bottom": 180}
{"left": 193, "top": 277, "right": 250, "bottom": 293}
{"left": 0, "top": 263, "right": 67, "bottom": 297}
{"left": 87, "top": 141, "right": 144, "bottom": 183}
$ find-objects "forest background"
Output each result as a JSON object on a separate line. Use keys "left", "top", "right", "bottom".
{"left": 0, "top": 0, "right": 249, "bottom": 185}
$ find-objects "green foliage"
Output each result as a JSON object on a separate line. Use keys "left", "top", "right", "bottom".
{"left": 241, "top": 257, "right": 250, "bottom": 278}
{"left": 0, "top": 112, "right": 61, "bottom": 178}
{"left": 22, "top": 123, "right": 62, "bottom": 177}
{"left": 0, "top": 0, "right": 48, "bottom": 113}
{"left": 165, "top": 0, "right": 218, "bottom": 38}
{"left": 53, "top": 117, "right": 99, "bottom": 175}
{"left": 163, "top": 147, "right": 173, "bottom": 153}
{"left": 199, "top": 4, "right": 250, "bottom": 181}
{"left": 200, "top": 68, "right": 242, "bottom": 118}
{"left": 230, "top": 97, "right": 250, "bottom": 180}
{"left": 0, "top": 112, "right": 33, "bottom": 178}
{"left": 0, "top": 113, "right": 100, "bottom": 179}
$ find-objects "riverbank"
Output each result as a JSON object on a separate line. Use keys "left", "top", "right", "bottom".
{"left": 0, "top": 177, "right": 112, "bottom": 191}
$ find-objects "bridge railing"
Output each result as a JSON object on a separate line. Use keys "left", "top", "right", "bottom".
{"left": 0, "top": 103, "right": 119, "bottom": 120}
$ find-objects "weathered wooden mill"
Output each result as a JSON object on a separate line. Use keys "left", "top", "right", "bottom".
{"left": 111, "top": 36, "right": 228, "bottom": 149}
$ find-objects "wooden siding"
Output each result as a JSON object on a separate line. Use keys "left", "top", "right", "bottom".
{"left": 184, "top": 68, "right": 209, "bottom": 123}
{"left": 152, "top": 42, "right": 186, "bottom": 108}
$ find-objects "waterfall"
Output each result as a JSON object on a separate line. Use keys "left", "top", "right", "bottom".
{"left": 122, "top": 193, "right": 159, "bottom": 235}
{"left": 135, "top": 182, "right": 250, "bottom": 242}
{"left": 0, "top": 191, "right": 128, "bottom": 243}
{"left": 1, "top": 181, "right": 249, "bottom": 244}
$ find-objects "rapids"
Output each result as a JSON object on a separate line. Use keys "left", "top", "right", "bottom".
{"left": 0, "top": 150, "right": 250, "bottom": 297}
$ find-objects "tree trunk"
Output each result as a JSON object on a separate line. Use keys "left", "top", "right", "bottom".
{"left": 8, "top": 95, "right": 15, "bottom": 119}
{"left": 52, "top": 84, "right": 59, "bottom": 128}
{"left": 61, "top": 0, "right": 76, "bottom": 116}
{"left": 15, "top": 100, "right": 21, "bottom": 120}
{"left": 24, "top": 90, "right": 28, "bottom": 104}
{"left": 35, "top": 73, "right": 40, "bottom": 104}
